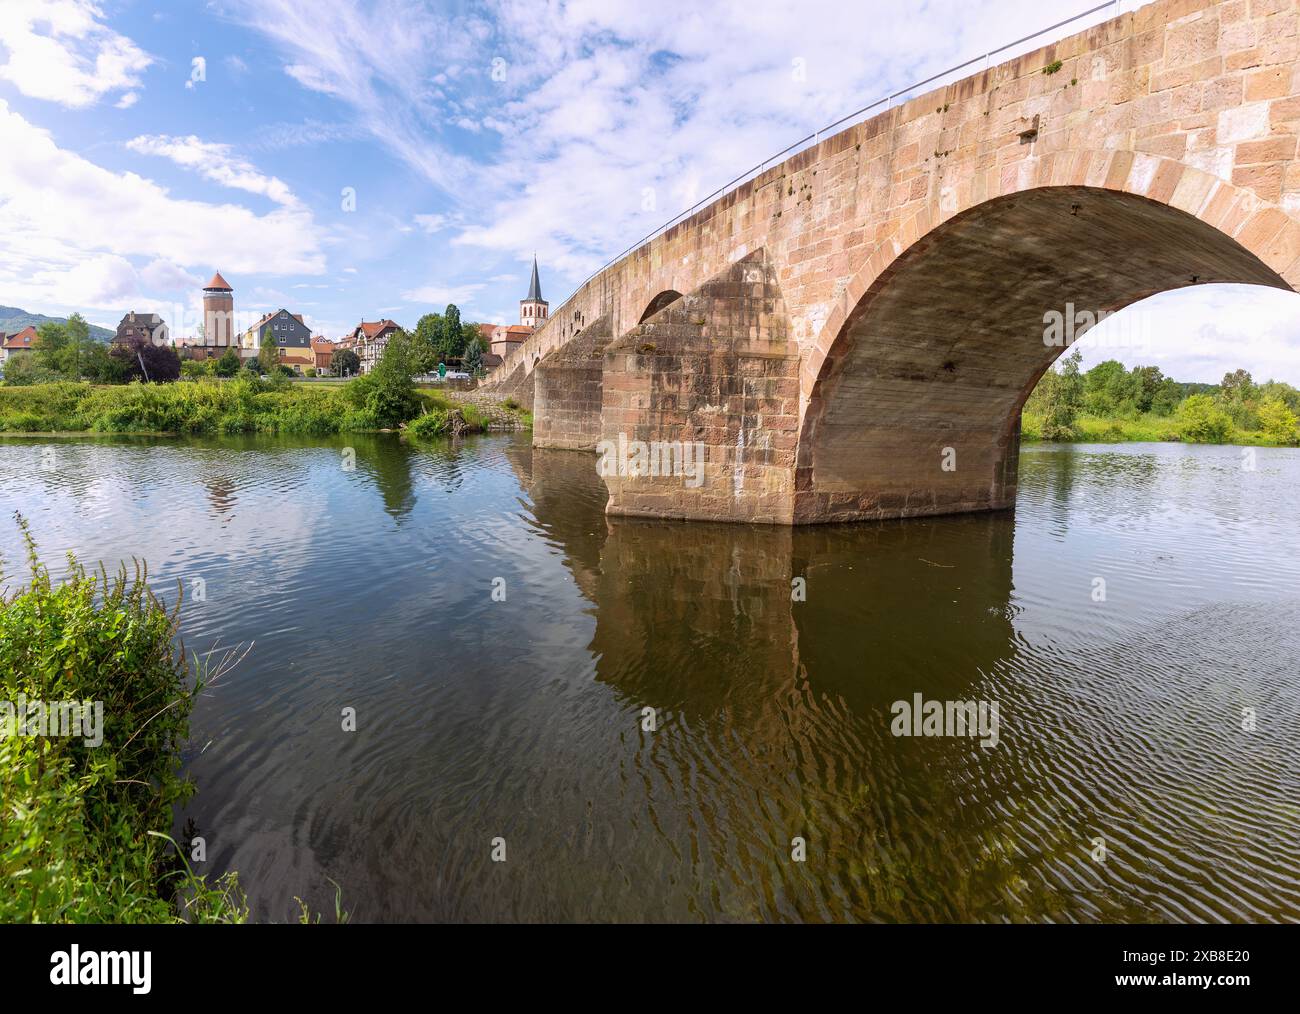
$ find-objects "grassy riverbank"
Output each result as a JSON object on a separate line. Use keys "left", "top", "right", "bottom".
{"left": 0, "top": 379, "right": 528, "bottom": 438}
{"left": 1020, "top": 409, "right": 1295, "bottom": 446}
{"left": 0, "top": 519, "right": 249, "bottom": 922}
{"left": 1024, "top": 351, "right": 1300, "bottom": 447}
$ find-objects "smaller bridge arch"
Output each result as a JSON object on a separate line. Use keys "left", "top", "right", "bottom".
{"left": 640, "top": 290, "right": 684, "bottom": 323}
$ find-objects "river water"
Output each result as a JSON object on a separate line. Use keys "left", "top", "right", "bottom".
{"left": 2, "top": 433, "right": 1298, "bottom": 922}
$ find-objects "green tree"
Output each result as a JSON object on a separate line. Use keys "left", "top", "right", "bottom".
{"left": 1038, "top": 348, "right": 1085, "bottom": 440}
{"left": 461, "top": 321, "right": 482, "bottom": 356}
{"left": 1083, "top": 359, "right": 1127, "bottom": 415}
{"left": 412, "top": 313, "right": 444, "bottom": 374}
{"left": 331, "top": 347, "right": 361, "bottom": 377}
{"left": 364, "top": 329, "right": 419, "bottom": 427}
{"left": 258, "top": 327, "right": 279, "bottom": 375}
{"left": 1217, "top": 368, "right": 1260, "bottom": 430}
{"left": 438, "top": 304, "right": 466, "bottom": 362}
{"left": 1220, "top": 368, "right": 1255, "bottom": 401}
{"left": 1258, "top": 379, "right": 1300, "bottom": 414}
{"left": 1130, "top": 365, "right": 1165, "bottom": 413}
{"left": 63, "top": 314, "right": 91, "bottom": 377}
{"left": 463, "top": 337, "right": 484, "bottom": 378}
{"left": 213, "top": 347, "right": 241, "bottom": 377}
{"left": 1150, "top": 377, "right": 1182, "bottom": 416}
{"left": 32, "top": 322, "right": 69, "bottom": 373}
{"left": 1259, "top": 397, "right": 1299, "bottom": 445}
{"left": 81, "top": 341, "right": 127, "bottom": 384}
{"left": 1177, "top": 393, "right": 1232, "bottom": 443}
{"left": 427, "top": 307, "right": 462, "bottom": 364}
{"left": 1, "top": 352, "right": 39, "bottom": 386}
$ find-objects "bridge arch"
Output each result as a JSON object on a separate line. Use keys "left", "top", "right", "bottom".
{"left": 640, "top": 289, "right": 684, "bottom": 323}
{"left": 795, "top": 161, "right": 1300, "bottom": 523}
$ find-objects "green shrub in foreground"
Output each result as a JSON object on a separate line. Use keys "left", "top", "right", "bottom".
{"left": 0, "top": 517, "right": 248, "bottom": 922}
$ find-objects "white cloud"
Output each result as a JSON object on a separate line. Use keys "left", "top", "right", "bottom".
{"left": 284, "top": 62, "right": 344, "bottom": 97}
{"left": 114, "top": 91, "right": 138, "bottom": 109}
{"left": 399, "top": 282, "right": 485, "bottom": 308}
{"left": 137, "top": 258, "right": 202, "bottom": 293}
{"left": 0, "top": 0, "right": 152, "bottom": 108}
{"left": 224, "top": 0, "right": 486, "bottom": 190}
{"left": 125, "top": 134, "right": 301, "bottom": 207}
{"left": 413, "top": 213, "right": 449, "bottom": 234}
{"left": 0, "top": 100, "right": 326, "bottom": 313}
{"left": 223, "top": 0, "right": 1120, "bottom": 283}
{"left": 1077, "top": 286, "right": 1300, "bottom": 385}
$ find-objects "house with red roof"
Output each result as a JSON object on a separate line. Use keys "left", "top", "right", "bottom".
{"left": 311, "top": 336, "right": 336, "bottom": 373}
{"left": 478, "top": 322, "right": 533, "bottom": 360}
{"left": 1, "top": 326, "right": 37, "bottom": 364}
{"left": 349, "top": 319, "right": 401, "bottom": 374}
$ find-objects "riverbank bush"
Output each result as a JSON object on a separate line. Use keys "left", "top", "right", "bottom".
{"left": 1020, "top": 408, "right": 1290, "bottom": 446}
{"left": 1024, "top": 357, "right": 1300, "bottom": 447}
{"left": 0, "top": 379, "right": 510, "bottom": 436}
{"left": 407, "top": 406, "right": 454, "bottom": 437}
{"left": 0, "top": 518, "right": 247, "bottom": 922}
{"left": 1176, "top": 393, "right": 1233, "bottom": 443}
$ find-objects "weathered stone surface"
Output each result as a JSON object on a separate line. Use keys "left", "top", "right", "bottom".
{"left": 533, "top": 314, "right": 614, "bottom": 450}
{"left": 483, "top": 0, "right": 1300, "bottom": 525}
{"left": 601, "top": 253, "right": 801, "bottom": 524}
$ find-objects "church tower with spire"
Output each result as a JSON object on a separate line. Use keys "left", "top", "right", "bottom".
{"left": 520, "top": 255, "right": 548, "bottom": 329}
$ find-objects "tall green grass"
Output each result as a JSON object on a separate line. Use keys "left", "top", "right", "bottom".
{"left": 0, "top": 379, "right": 474, "bottom": 436}
{"left": 0, "top": 517, "right": 248, "bottom": 922}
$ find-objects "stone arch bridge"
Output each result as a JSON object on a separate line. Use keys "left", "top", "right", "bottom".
{"left": 485, "top": 0, "right": 1300, "bottom": 524}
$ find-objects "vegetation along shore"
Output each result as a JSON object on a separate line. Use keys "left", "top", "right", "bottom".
{"left": 1022, "top": 350, "right": 1300, "bottom": 446}
{"left": 0, "top": 326, "right": 530, "bottom": 439}
{"left": 0, "top": 518, "right": 255, "bottom": 922}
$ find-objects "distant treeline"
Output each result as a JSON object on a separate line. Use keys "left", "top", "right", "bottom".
{"left": 1024, "top": 349, "right": 1300, "bottom": 446}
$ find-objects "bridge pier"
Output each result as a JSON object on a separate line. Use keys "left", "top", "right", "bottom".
{"left": 533, "top": 314, "right": 613, "bottom": 450}
{"left": 600, "top": 253, "right": 802, "bottom": 524}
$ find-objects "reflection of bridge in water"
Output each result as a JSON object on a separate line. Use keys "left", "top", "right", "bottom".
{"left": 501, "top": 440, "right": 1168, "bottom": 921}
{"left": 507, "top": 441, "right": 1018, "bottom": 715}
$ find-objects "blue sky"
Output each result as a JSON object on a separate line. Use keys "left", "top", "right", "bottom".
{"left": 2, "top": 0, "right": 1300, "bottom": 383}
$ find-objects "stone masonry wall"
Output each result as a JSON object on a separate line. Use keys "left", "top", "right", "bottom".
{"left": 533, "top": 315, "right": 613, "bottom": 450}
{"left": 600, "top": 253, "right": 801, "bottom": 524}
{"left": 484, "top": 0, "right": 1300, "bottom": 524}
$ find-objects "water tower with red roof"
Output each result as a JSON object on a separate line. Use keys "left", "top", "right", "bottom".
{"left": 203, "top": 271, "right": 234, "bottom": 349}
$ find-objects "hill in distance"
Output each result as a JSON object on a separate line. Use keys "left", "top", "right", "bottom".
{"left": 0, "top": 305, "right": 115, "bottom": 343}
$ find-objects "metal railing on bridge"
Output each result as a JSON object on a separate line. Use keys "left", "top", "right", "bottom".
{"left": 568, "top": 0, "right": 1127, "bottom": 296}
